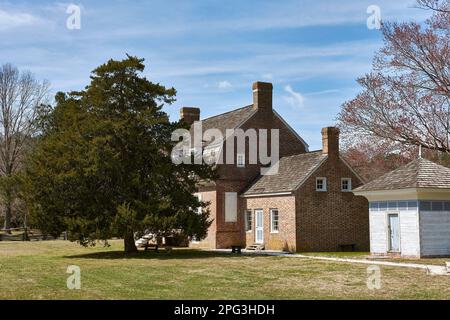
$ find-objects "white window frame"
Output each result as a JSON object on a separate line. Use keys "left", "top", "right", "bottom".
{"left": 237, "top": 153, "right": 245, "bottom": 168}
{"left": 224, "top": 192, "right": 238, "bottom": 222}
{"left": 270, "top": 209, "right": 279, "bottom": 233}
{"left": 341, "top": 178, "right": 352, "bottom": 192}
{"left": 245, "top": 210, "right": 252, "bottom": 232}
{"left": 316, "top": 177, "right": 327, "bottom": 192}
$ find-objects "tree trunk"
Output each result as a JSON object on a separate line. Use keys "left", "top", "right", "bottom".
{"left": 124, "top": 231, "right": 137, "bottom": 253}
{"left": 4, "top": 203, "right": 11, "bottom": 234}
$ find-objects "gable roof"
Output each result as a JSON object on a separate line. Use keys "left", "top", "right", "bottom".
{"left": 193, "top": 105, "right": 308, "bottom": 150}
{"left": 197, "top": 105, "right": 256, "bottom": 138}
{"left": 354, "top": 158, "right": 450, "bottom": 192}
{"left": 242, "top": 150, "right": 327, "bottom": 196}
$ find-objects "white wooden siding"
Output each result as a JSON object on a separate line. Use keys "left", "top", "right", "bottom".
{"left": 398, "top": 210, "right": 420, "bottom": 256}
{"left": 420, "top": 211, "right": 450, "bottom": 256}
{"left": 369, "top": 211, "right": 387, "bottom": 254}
{"left": 370, "top": 209, "right": 420, "bottom": 256}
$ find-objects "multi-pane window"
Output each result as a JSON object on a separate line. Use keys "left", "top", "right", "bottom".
{"left": 270, "top": 209, "right": 279, "bottom": 233}
{"left": 237, "top": 153, "right": 245, "bottom": 167}
{"left": 316, "top": 177, "right": 327, "bottom": 191}
{"left": 341, "top": 178, "right": 352, "bottom": 191}
{"left": 245, "top": 210, "right": 252, "bottom": 232}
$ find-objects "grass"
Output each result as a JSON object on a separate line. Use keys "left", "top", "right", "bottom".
{"left": 0, "top": 240, "right": 449, "bottom": 299}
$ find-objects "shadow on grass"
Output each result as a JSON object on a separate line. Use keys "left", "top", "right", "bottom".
{"left": 64, "top": 248, "right": 240, "bottom": 260}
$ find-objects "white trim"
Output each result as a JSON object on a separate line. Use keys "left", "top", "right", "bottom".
{"left": 316, "top": 177, "right": 327, "bottom": 192}
{"left": 270, "top": 209, "right": 279, "bottom": 233}
{"left": 386, "top": 211, "right": 401, "bottom": 253}
{"left": 354, "top": 187, "right": 450, "bottom": 201}
{"left": 241, "top": 191, "right": 292, "bottom": 198}
{"left": 341, "top": 178, "right": 352, "bottom": 192}
{"left": 254, "top": 209, "right": 264, "bottom": 244}
{"left": 273, "top": 110, "right": 309, "bottom": 151}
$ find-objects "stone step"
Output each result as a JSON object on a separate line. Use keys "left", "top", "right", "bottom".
{"left": 246, "top": 244, "right": 265, "bottom": 251}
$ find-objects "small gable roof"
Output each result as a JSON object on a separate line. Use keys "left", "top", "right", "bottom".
{"left": 242, "top": 151, "right": 327, "bottom": 196}
{"left": 354, "top": 158, "right": 450, "bottom": 192}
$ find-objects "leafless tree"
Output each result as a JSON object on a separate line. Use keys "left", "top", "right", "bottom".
{"left": 0, "top": 63, "right": 49, "bottom": 231}
{"left": 339, "top": 0, "right": 449, "bottom": 155}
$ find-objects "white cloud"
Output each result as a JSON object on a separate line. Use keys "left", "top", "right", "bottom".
{"left": 283, "top": 85, "right": 305, "bottom": 109}
{"left": 218, "top": 80, "right": 232, "bottom": 89}
{"left": 0, "top": 9, "right": 42, "bottom": 31}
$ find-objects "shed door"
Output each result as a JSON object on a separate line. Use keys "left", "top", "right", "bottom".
{"left": 388, "top": 214, "right": 400, "bottom": 252}
{"left": 255, "top": 210, "right": 264, "bottom": 244}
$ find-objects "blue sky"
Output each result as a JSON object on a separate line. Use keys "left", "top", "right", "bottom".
{"left": 0, "top": 0, "right": 428, "bottom": 149}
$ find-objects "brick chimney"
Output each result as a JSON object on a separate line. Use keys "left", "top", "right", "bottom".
{"left": 179, "top": 107, "right": 200, "bottom": 125}
{"left": 252, "top": 81, "right": 273, "bottom": 113}
{"left": 322, "top": 127, "right": 340, "bottom": 157}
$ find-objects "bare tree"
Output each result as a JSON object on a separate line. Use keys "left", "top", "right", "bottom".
{"left": 338, "top": 0, "right": 449, "bottom": 156}
{"left": 0, "top": 64, "right": 49, "bottom": 231}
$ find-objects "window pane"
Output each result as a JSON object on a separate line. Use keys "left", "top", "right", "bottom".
{"left": 237, "top": 154, "right": 245, "bottom": 167}
{"left": 370, "top": 202, "right": 378, "bottom": 211}
{"left": 445, "top": 202, "right": 450, "bottom": 211}
{"left": 341, "top": 178, "right": 351, "bottom": 191}
{"left": 432, "top": 201, "right": 443, "bottom": 211}
{"left": 245, "top": 210, "right": 252, "bottom": 231}
{"left": 316, "top": 178, "right": 326, "bottom": 191}
{"left": 407, "top": 201, "right": 417, "bottom": 210}
{"left": 397, "top": 201, "right": 407, "bottom": 210}
{"left": 388, "top": 202, "right": 397, "bottom": 210}
{"left": 271, "top": 209, "right": 279, "bottom": 232}
{"left": 379, "top": 202, "right": 387, "bottom": 210}
{"left": 420, "top": 201, "right": 431, "bottom": 211}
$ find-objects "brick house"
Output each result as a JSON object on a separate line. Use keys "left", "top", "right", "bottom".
{"left": 183, "top": 81, "right": 369, "bottom": 252}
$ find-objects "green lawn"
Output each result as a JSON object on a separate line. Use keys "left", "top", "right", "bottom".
{"left": 0, "top": 240, "right": 449, "bottom": 299}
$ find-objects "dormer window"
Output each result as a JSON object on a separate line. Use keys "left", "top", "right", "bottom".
{"left": 316, "top": 177, "right": 327, "bottom": 191}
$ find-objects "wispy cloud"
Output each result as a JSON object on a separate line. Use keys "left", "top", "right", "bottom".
{"left": 218, "top": 80, "right": 232, "bottom": 89}
{"left": 283, "top": 85, "right": 305, "bottom": 109}
{"left": 0, "top": 9, "right": 42, "bottom": 30}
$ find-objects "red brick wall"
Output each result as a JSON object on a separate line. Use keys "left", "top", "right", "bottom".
{"left": 295, "top": 157, "right": 369, "bottom": 252}
{"left": 217, "top": 110, "right": 307, "bottom": 182}
{"left": 190, "top": 187, "right": 217, "bottom": 249}
{"left": 243, "top": 195, "right": 296, "bottom": 251}
{"left": 199, "top": 108, "right": 307, "bottom": 249}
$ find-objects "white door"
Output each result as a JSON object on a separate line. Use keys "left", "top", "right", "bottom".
{"left": 388, "top": 214, "right": 400, "bottom": 252}
{"left": 255, "top": 210, "right": 264, "bottom": 244}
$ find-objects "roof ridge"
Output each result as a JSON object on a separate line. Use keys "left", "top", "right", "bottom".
{"left": 279, "top": 150, "right": 324, "bottom": 161}
{"left": 201, "top": 104, "right": 253, "bottom": 122}
{"left": 355, "top": 157, "right": 450, "bottom": 192}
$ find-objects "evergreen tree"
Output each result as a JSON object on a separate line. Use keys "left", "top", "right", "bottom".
{"left": 26, "top": 56, "right": 215, "bottom": 252}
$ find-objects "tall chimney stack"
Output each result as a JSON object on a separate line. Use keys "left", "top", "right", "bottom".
{"left": 252, "top": 81, "right": 273, "bottom": 113}
{"left": 322, "top": 127, "right": 340, "bottom": 157}
{"left": 179, "top": 107, "right": 200, "bottom": 125}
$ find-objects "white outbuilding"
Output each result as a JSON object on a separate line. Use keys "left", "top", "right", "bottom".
{"left": 353, "top": 157, "right": 450, "bottom": 258}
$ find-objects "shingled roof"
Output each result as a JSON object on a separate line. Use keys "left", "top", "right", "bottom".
{"left": 354, "top": 158, "right": 450, "bottom": 192}
{"left": 195, "top": 105, "right": 256, "bottom": 137}
{"left": 243, "top": 151, "right": 327, "bottom": 196}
